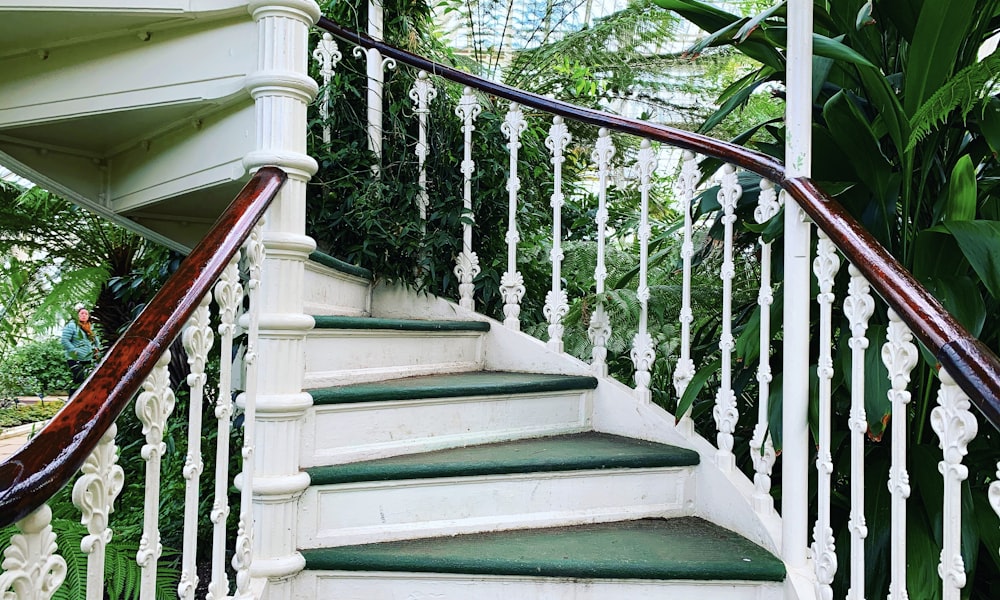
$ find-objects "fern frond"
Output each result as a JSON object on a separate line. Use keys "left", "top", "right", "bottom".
{"left": 907, "top": 50, "right": 1000, "bottom": 151}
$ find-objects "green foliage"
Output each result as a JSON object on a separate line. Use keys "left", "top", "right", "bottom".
{"left": 0, "top": 400, "right": 63, "bottom": 428}
{"left": 1, "top": 339, "right": 73, "bottom": 396}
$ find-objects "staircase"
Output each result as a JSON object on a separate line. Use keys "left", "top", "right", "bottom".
{"left": 291, "top": 252, "right": 785, "bottom": 599}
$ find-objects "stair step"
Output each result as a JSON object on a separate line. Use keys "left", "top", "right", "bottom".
{"left": 304, "top": 317, "right": 489, "bottom": 387}
{"left": 302, "top": 517, "right": 782, "bottom": 580}
{"left": 313, "top": 315, "right": 490, "bottom": 332}
{"left": 307, "top": 432, "right": 698, "bottom": 485}
{"left": 298, "top": 433, "right": 700, "bottom": 547}
{"left": 302, "top": 372, "right": 597, "bottom": 466}
{"left": 309, "top": 251, "right": 373, "bottom": 280}
{"left": 305, "top": 252, "right": 372, "bottom": 316}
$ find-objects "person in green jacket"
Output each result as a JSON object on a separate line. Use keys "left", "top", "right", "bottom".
{"left": 61, "top": 303, "right": 101, "bottom": 393}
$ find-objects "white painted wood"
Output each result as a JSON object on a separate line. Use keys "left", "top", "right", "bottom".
{"left": 208, "top": 257, "right": 242, "bottom": 600}
{"left": 588, "top": 128, "right": 614, "bottom": 376}
{"left": 135, "top": 350, "right": 175, "bottom": 599}
{"left": 454, "top": 86, "right": 481, "bottom": 311}
{"left": 301, "top": 389, "right": 591, "bottom": 466}
{"left": 500, "top": 101, "right": 527, "bottom": 330}
{"left": 313, "top": 32, "right": 342, "bottom": 145}
{"left": 881, "top": 309, "right": 918, "bottom": 600}
{"left": 810, "top": 231, "right": 840, "bottom": 600}
{"left": 409, "top": 71, "right": 437, "bottom": 224}
{"left": 749, "top": 178, "right": 779, "bottom": 515}
{"left": 300, "top": 467, "right": 695, "bottom": 548}
{"left": 303, "top": 329, "right": 485, "bottom": 387}
{"left": 303, "top": 260, "right": 372, "bottom": 317}
{"left": 843, "top": 264, "right": 873, "bottom": 600}
{"left": 299, "top": 571, "right": 784, "bottom": 600}
{"left": 630, "top": 139, "right": 656, "bottom": 402}
{"left": 71, "top": 423, "right": 123, "bottom": 600}
{"left": 930, "top": 368, "right": 978, "bottom": 599}
{"left": 0, "top": 504, "right": 67, "bottom": 599}
{"left": 714, "top": 163, "right": 741, "bottom": 472}
{"left": 365, "top": 0, "right": 387, "bottom": 163}
{"left": 673, "top": 150, "right": 699, "bottom": 436}
{"left": 543, "top": 115, "right": 571, "bottom": 352}
{"left": 179, "top": 295, "right": 213, "bottom": 599}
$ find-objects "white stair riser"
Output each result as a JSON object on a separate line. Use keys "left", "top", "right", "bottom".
{"left": 299, "top": 467, "right": 694, "bottom": 548}
{"left": 304, "top": 263, "right": 372, "bottom": 317}
{"left": 301, "top": 391, "right": 592, "bottom": 467}
{"left": 299, "top": 571, "right": 782, "bottom": 600}
{"left": 304, "top": 330, "right": 484, "bottom": 387}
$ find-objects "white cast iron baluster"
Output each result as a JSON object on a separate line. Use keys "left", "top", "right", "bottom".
{"left": 882, "top": 309, "right": 918, "bottom": 600}
{"left": 630, "top": 139, "right": 657, "bottom": 401}
{"left": 312, "top": 32, "right": 342, "bottom": 145}
{"left": 409, "top": 71, "right": 437, "bottom": 225}
{"left": 714, "top": 163, "right": 741, "bottom": 470}
{"left": 72, "top": 422, "right": 124, "bottom": 600}
{"left": 931, "top": 368, "right": 979, "bottom": 600}
{"left": 178, "top": 294, "right": 214, "bottom": 599}
{"left": 811, "top": 230, "right": 841, "bottom": 600}
{"left": 0, "top": 504, "right": 67, "bottom": 599}
{"left": 500, "top": 101, "right": 528, "bottom": 330}
{"left": 588, "top": 128, "right": 615, "bottom": 375}
{"left": 233, "top": 223, "right": 264, "bottom": 599}
{"left": 454, "top": 87, "right": 481, "bottom": 311}
{"left": 991, "top": 466, "right": 1000, "bottom": 559}
{"left": 207, "top": 257, "right": 242, "bottom": 600}
{"left": 135, "top": 350, "right": 176, "bottom": 599}
{"left": 673, "top": 151, "right": 700, "bottom": 436}
{"left": 543, "top": 116, "right": 572, "bottom": 352}
{"left": 844, "top": 264, "right": 874, "bottom": 600}
{"left": 748, "top": 178, "right": 780, "bottom": 513}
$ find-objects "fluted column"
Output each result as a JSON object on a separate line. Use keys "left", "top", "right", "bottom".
{"left": 243, "top": 2, "right": 320, "bottom": 597}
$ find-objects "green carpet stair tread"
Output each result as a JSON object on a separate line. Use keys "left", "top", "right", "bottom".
{"left": 309, "top": 251, "right": 372, "bottom": 280}
{"left": 313, "top": 315, "right": 490, "bottom": 332}
{"left": 301, "top": 517, "right": 785, "bottom": 582}
{"left": 306, "top": 432, "right": 699, "bottom": 485}
{"left": 310, "top": 371, "right": 598, "bottom": 405}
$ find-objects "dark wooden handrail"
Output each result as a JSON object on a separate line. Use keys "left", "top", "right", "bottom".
{"left": 0, "top": 167, "right": 286, "bottom": 528}
{"left": 317, "top": 19, "right": 1000, "bottom": 430}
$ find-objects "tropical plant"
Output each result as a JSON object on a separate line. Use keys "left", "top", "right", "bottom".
{"left": 653, "top": 0, "right": 1000, "bottom": 597}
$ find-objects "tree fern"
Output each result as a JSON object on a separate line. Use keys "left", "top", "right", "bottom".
{"left": 907, "top": 50, "right": 1000, "bottom": 151}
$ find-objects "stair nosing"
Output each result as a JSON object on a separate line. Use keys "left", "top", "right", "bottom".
{"left": 312, "top": 315, "right": 490, "bottom": 332}
{"left": 309, "top": 251, "right": 373, "bottom": 280}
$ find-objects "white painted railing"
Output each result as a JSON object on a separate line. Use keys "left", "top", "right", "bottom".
{"left": 0, "top": 218, "right": 270, "bottom": 599}
{"left": 312, "top": 25, "right": 1000, "bottom": 600}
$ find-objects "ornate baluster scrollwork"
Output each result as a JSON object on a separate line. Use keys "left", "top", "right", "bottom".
{"left": 748, "top": 177, "right": 781, "bottom": 513}
{"left": 544, "top": 115, "right": 572, "bottom": 351}
{"left": 72, "top": 422, "right": 124, "bottom": 600}
{"left": 811, "top": 230, "right": 841, "bottom": 600}
{"left": 500, "top": 101, "right": 528, "bottom": 330}
{"left": 930, "top": 368, "right": 978, "bottom": 600}
{"left": 843, "top": 264, "right": 874, "bottom": 600}
{"left": 454, "top": 87, "right": 481, "bottom": 311}
{"left": 589, "top": 128, "right": 615, "bottom": 375}
{"left": 673, "top": 151, "right": 700, "bottom": 436}
{"left": 882, "top": 309, "right": 918, "bottom": 600}
{"left": 409, "top": 71, "right": 437, "bottom": 223}
{"left": 991, "top": 465, "right": 1000, "bottom": 561}
{"left": 135, "top": 351, "right": 176, "bottom": 598}
{"left": 630, "top": 139, "right": 657, "bottom": 400}
{"left": 713, "top": 163, "right": 741, "bottom": 470}
{"left": 312, "top": 32, "right": 342, "bottom": 144}
{"left": 207, "top": 256, "right": 242, "bottom": 600}
{"left": 0, "top": 504, "right": 67, "bottom": 600}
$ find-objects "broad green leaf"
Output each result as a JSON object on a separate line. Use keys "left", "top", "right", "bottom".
{"left": 675, "top": 358, "right": 721, "bottom": 420}
{"left": 944, "top": 155, "right": 978, "bottom": 222}
{"left": 977, "top": 97, "right": 1000, "bottom": 156}
{"left": 766, "top": 29, "right": 875, "bottom": 67}
{"left": 699, "top": 72, "right": 774, "bottom": 134}
{"left": 864, "top": 324, "right": 891, "bottom": 440}
{"left": 822, "top": 91, "right": 893, "bottom": 198}
{"left": 921, "top": 276, "right": 986, "bottom": 338}
{"left": 878, "top": 0, "right": 923, "bottom": 42}
{"left": 913, "top": 226, "right": 967, "bottom": 280}
{"left": 942, "top": 220, "right": 1000, "bottom": 299}
{"left": 735, "top": 1, "right": 785, "bottom": 42}
{"left": 857, "top": 65, "right": 909, "bottom": 158}
{"left": 904, "top": 1, "right": 978, "bottom": 116}
{"left": 651, "top": 0, "right": 739, "bottom": 33}
{"left": 974, "top": 492, "right": 1000, "bottom": 573}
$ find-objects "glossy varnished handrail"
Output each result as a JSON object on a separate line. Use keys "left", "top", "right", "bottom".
{"left": 0, "top": 167, "right": 287, "bottom": 528}
{"left": 317, "top": 19, "right": 1000, "bottom": 430}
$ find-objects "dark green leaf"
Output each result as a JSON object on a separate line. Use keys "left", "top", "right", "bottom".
{"left": 676, "top": 358, "right": 721, "bottom": 420}
{"left": 942, "top": 220, "right": 1000, "bottom": 299}
{"left": 904, "top": 1, "right": 978, "bottom": 116}
{"left": 944, "top": 155, "right": 977, "bottom": 222}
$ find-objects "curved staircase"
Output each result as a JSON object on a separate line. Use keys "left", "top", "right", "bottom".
{"left": 291, "top": 252, "right": 785, "bottom": 599}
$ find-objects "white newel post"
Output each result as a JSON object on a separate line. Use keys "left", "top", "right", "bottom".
{"left": 783, "top": 0, "right": 813, "bottom": 582}
{"left": 930, "top": 368, "right": 978, "bottom": 600}
{"left": 245, "top": 2, "right": 320, "bottom": 598}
